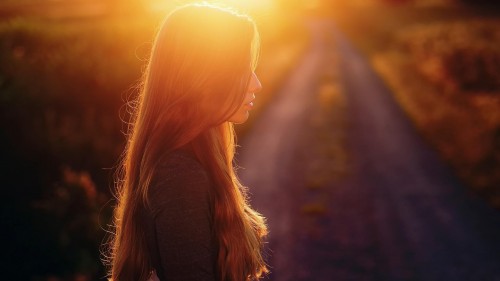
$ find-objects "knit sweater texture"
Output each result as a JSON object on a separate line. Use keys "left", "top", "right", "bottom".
{"left": 141, "top": 150, "right": 217, "bottom": 281}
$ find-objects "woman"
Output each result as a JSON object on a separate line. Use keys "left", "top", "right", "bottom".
{"left": 107, "top": 3, "right": 268, "bottom": 281}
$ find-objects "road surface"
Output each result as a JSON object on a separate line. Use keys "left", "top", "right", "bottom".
{"left": 237, "top": 19, "right": 500, "bottom": 281}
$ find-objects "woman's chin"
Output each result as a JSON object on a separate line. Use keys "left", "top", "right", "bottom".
{"left": 229, "top": 111, "right": 249, "bottom": 124}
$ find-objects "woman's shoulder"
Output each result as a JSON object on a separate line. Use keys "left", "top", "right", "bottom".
{"left": 148, "top": 150, "right": 212, "bottom": 210}
{"left": 158, "top": 149, "right": 206, "bottom": 175}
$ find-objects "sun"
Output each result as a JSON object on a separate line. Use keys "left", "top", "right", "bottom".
{"left": 149, "top": 0, "right": 275, "bottom": 14}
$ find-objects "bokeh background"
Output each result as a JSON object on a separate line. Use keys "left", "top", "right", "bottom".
{"left": 0, "top": 0, "right": 498, "bottom": 280}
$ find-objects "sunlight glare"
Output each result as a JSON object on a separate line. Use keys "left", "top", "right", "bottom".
{"left": 149, "top": 0, "right": 275, "bottom": 13}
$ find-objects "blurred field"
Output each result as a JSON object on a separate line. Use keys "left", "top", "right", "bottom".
{"left": 0, "top": 1, "right": 308, "bottom": 280}
{"left": 329, "top": 2, "right": 500, "bottom": 208}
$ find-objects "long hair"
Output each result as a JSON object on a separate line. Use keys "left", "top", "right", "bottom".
{"left": 107, "top": 3, "right": 267, "bottom": 281}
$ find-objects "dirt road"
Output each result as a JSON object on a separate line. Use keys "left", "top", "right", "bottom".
{"left": 237, "top": 20, "right": 500, "bottom": 281}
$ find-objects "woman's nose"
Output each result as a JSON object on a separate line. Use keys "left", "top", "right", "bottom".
{"left": 248, "top": 72, "right": 262, "bottom": 94}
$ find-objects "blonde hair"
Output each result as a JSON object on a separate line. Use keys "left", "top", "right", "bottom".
{"left": 107, "top": 3, "right": 267, "bottom": 281}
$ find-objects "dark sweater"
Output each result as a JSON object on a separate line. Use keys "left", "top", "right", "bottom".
{"left": 142, "top": 150, "right": 217, "bottom": 281}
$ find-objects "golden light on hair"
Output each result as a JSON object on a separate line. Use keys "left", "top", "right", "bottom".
{"left": 108, "top": 3, "right": 268, "bottom": 281}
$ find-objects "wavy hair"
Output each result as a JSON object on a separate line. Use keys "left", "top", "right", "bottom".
{"left": 107, "top": 3, "right": 267, "bottom": 281}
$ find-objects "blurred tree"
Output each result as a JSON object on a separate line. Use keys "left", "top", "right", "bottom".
{"left": 458, "top": 0, "right": 500, "bottom": 7}
{"left": 29, "top": 166, "right": 107, "bottom": 280}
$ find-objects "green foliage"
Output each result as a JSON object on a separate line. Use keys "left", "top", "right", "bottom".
{"left": 0, "top": 18, "right": 152, "bottom": 105}
{"left": 0, "top": 16, "right": 158, "bottom": 280}
{"left": 394, "top": 20, "right": 500, "bottom": 93}
{"left": 332, "top": 4, "right": 500, "bottom": 208}
{"left": 372, "top": 20, "right": 500, "bottom": 208}
{"left": 388, "top": 20, "right": 500, "bottom": 205}
{"left": 31, "top": 167, "right": 108, "bottom": 278}
{"left": 0, "top": 16, "right": 160, "bottom": 167}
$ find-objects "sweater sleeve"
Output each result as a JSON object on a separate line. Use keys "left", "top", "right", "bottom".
{"left": 148, "top": 152, "right": 216, "bottom": 281}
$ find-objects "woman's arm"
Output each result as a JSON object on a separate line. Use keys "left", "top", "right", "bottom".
{"left": 149, "top": 152, "right": 215, "bottom": 280}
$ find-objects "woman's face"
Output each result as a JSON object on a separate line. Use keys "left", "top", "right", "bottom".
{"left": 228, "top": 71, "right": 262, "bottom": 124}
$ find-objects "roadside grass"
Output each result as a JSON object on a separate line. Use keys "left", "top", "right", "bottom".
{"left": 330, "top": 4, "right": 500, "bottom": 208}
{"left": 0, "top": 8, "right": 308, "bottom": 280}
